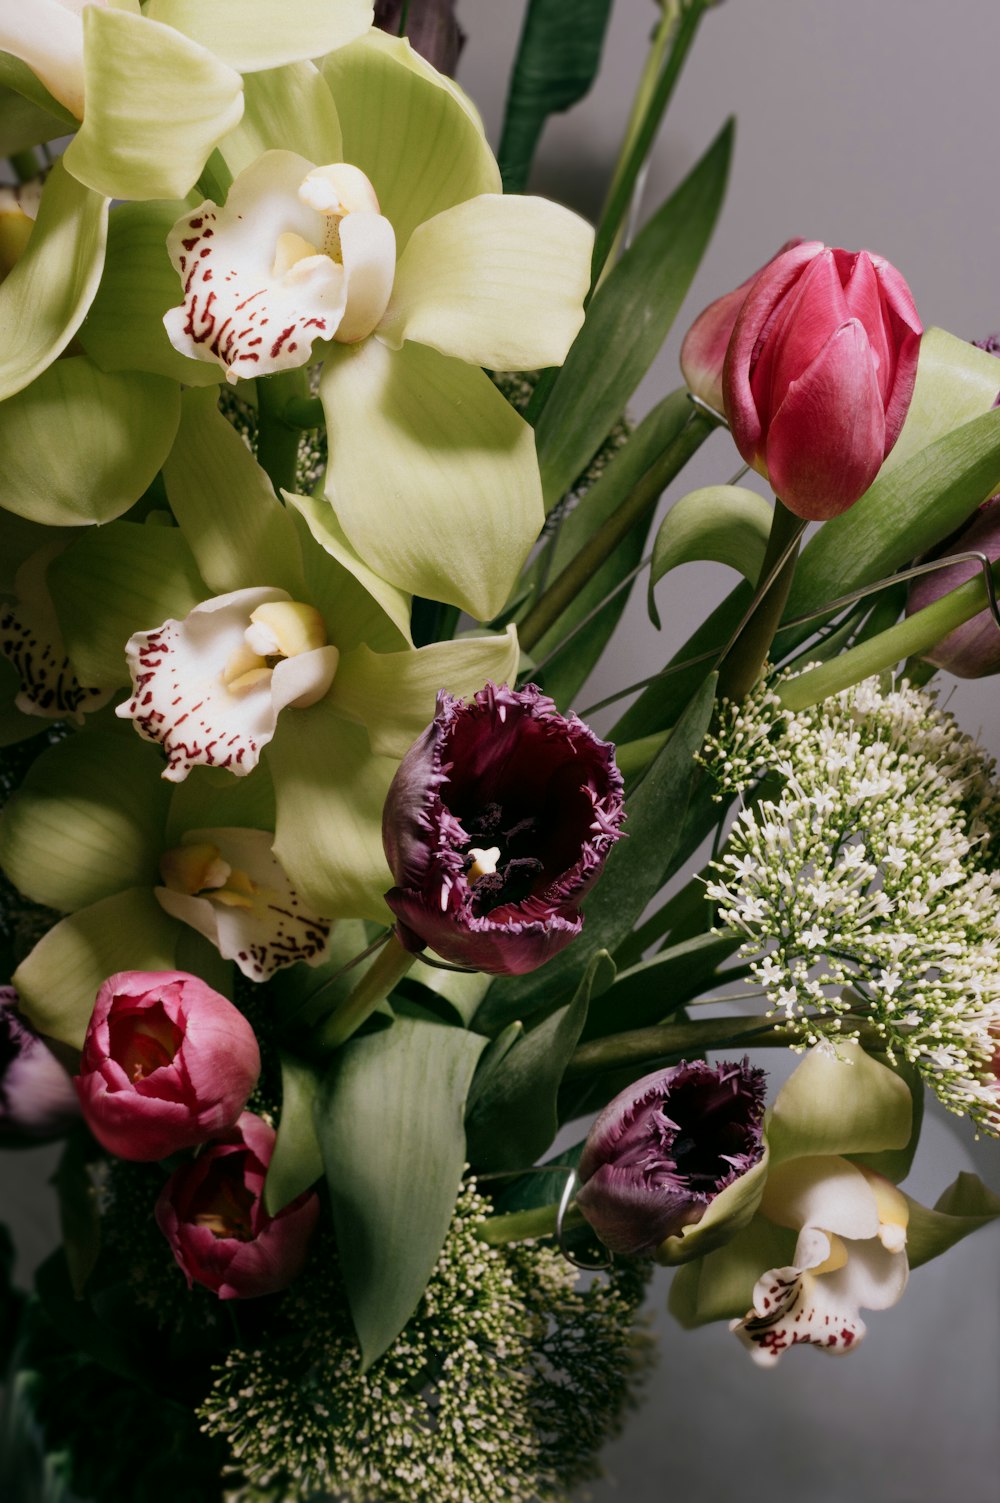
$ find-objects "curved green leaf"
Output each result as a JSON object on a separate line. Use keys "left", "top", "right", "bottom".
{"left": 264, "top": 1053, "right": 324, "bottom": 1216}
{"left": 906, "top": 1172, "right": 1000, "bottom": 1269}
{"left": 649, "top": 485, "right": 773, "bottom": 621}
{"left": 144, "top": 0, "right": 372, "bottom": 73}
{"left": 0, "top": 357, "right": 180, "bottom": 525}
{"left": 880, "top": 326, "right": 1000, "bottom": 476}
{"left": 0, "top": 54, "right": 76, "bottom": 127}
{"left": 217, "top": 60, "right": 343, "bottom": 179}
{"left": 582, "top": 931, "right": 741, "bottom": 1041}
{"left": 0, "top": 83, "right": 69, "bottom": 154}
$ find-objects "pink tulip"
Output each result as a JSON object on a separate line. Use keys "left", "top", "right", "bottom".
{"left": 75, "top": 970, "right": 260, "bottom": 1161}
{"left": 155, "top": 1113, "right": 319, "bottom": 1299}
{"left": 722, "top": 243, "right": 922, "bottom": 520}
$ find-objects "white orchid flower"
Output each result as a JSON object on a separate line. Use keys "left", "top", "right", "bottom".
{"left": 0, "top": 0, "right": 105, "bottom": 119}
{"left": 731, "top": 1155, "right": 909, "bottom": 1364}
{"left": 156, "top": 826, "right": 333, "bottom": 981}
{"left": 115, "top": 585, "right": 339, "bottom": 781}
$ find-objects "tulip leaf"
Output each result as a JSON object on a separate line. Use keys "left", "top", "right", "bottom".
{"left": 648, "top": 486, "right": 773, "bottom": 624}
{"left": 0, "top": 357, "right": 180, "bottom": 526}
{"left": 496, "top": 0, "right": 613, "bottom": 193}
{"left": 905, "top": 1172, "right": 1000, "bottom": 1270}
{"left": 144, "top": 0, "right": 372, "bottom": 73}
{"left": 668, "top": 1215, "right": 796, "bottom": 1328}
{"left": 477, "top": 674, "right": 717, "bottom": 1030}
{"left": 264, "top": 1054, "right": 325, "bottom": 1217}
{"left": 316, "top": 1013, "right": 487, "bottom": 1368}
{"left": 216, "top": 60, "right": 343, "bottom": 179}
{"left": 766, "top": 1040, "right": 913, "bottom": 1167}
{"left": 78, "top": 201, "right": 223, "bottom": 387}
{"left": 657, "top": 1143, "right": 770, "bottom": 1267}
{"left": 406, "top": 960, "right": 492, "bottom": 1028}
{"left": 0, "top": 160, "right": 108, "bottom": 403}
{"left": 581, "top": 931, "right": 742, "bottom": 1042}
{"left": 63, "top": 6, "right": 244, "bottom": 202}
{"left": 534, "top": 120, "right": 733, "bottom": 510}
{"left": 879, "top": 326, "right": 1000, "bottom": 476}
{"left": 52, "top": 1133, "right": 102, "bottom": 1298}
{"left": 493, "top": 1140, "right": 585, "bottom": 1217}
{"left": 465, "top": 949, "right": 613, "bottom": 1172}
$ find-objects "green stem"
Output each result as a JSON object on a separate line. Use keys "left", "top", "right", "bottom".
{"left": 518, "top": 412, "right": 712, "bottom": 652}
{"left": 9, "top": 149, "right": 40, "bottom": 183}
{"left": 315, "top": 933, "right": 416, "bottom": 1050}
{"left": 779, "top": 559, "right": 1000, "bottom": 712}
{"left": 256, "top": 369, "right": 308, "bottom": 496}
{"left": 283, "top": 396, "right": 324, "bottom": 430}
{"left": 475, "top": 1201, "right": 586, "bottom": 1248}
{"left": 716, "top": 498, "right": 804, "bottom": 702}
{"left": 564, "top": 1014, "right": 883, "bottom": 1078}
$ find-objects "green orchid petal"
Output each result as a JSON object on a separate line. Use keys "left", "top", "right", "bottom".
{"left": 766, "top": 1040, "right": 913, "bottom": 1167}
{"left": 656, "top": 1144, "right": 771, "bottom": 1267}
{"left": 218, "top": 60, "right": 343, "bottom": 179}
{"left": 905, "top": 1172, "right": 1000, "bottom": 1270}
{"left": 0, "top": 159, "right": 108, "bottom": 402}
{"left": 668, "top": 1216, "right": 798, "bottom": 1329}
{"left": 321, "top": 30, "right": 499, "bottom": 253}
{"left": 0, "top": 513, "right": 75, "bottom": 592}
{"left": 144, "top": 0, "right": 372, "bottom": 74}
{"left": 379, "top": 194, "right": 592, "bottom": 371}
{"left": 0, "top": 356, "right": 180, "bottom": 526}
{"left": 78, "top": 202, "right": 223, "bottom": 386}
{"left": 164, "top": 390, "right": 305, "bottom": 596}
{"left": 883, "top": 327, "right": 1000, "bottom": 475}
{"left": 0, "top": 731, "right": 168, "bottom": 913}
{"left": 49, "top": 521, "right": 206, "bottom": 689}
{"left": 62, "top": 6, "right": 244, "bottom": 202}
{"left": 14, "top": 888, "right": 184, "bottom": 1051}
{"left": 165, "top": 762, "right": 277, "bottom": 846}
{"left": 269, "top": 705, "right": 395, "bottom": 921}
{"left": 0, "top": 82, "right": 71, "bottom": 154}
{"left": 329, "top": 627, "right": 519, "bottom": 759}
{"left": 320, "top": 339, "right": 543, "bottom": 619}
{"left": 284, "top": 493, "right": 411, "bottom": 651}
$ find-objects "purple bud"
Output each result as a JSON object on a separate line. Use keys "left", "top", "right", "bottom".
{"left": 576, "top": 1058, "right": 767, "bottom": 1258}
{"left": 906, "top": 496, "right": 1000, "bottom": 677}
{"left": 382, "top": 683, "right": 625, "bottom": 975}
{"left": 0, "top": 986, "right": 80, "bottom": 1146}
{"left": 373, "top": 0, "right": 465, "bottom": 77}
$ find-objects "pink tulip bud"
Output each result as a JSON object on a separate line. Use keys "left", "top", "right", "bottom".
{"left": 74, "top": 970, "right": 261, "bottom": 1161}
{"left": 906, "top": 496, "right": 1000, "bottom": 677}
{"left": 154, "top": 1113, "right": 319, "bottom": 1299}
{"left": 721, "top": 243, "right": 922, "bottom": 520}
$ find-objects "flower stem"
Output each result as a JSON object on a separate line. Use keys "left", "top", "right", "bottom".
{"left": 475, "top": 1201, "right": 586, "bottom": 1247}
{"left": 564, "top": 1014, "right": 883, "bottom": 1078}
{"left": 316, "top": 932, "right": 416, "bottom": 1050}
{"left": 256, "top": 369, "right": 309, "bottom": 496}
{"left": 716, "top": 498, "right": 804, "bottom": 702}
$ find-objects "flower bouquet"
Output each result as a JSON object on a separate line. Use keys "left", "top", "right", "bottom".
{"left": 1, "top": 2, "right": 999, "bottom": 1499}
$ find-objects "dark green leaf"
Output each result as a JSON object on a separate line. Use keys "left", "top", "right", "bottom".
{"left": 50, "top": 1133, "right": 101, "bottom": 1299}
{"left": 263, "top": 1053, "right": 324, "bottom": 1216}
{"left": 316, "top": 1015, "right": 486, "bottom": 1368}
{"left": 493, "top": 1141, "right": 585, "bottom": 1216}
{"left": 465, "top": 1020, "right": 523, "bottom": 1114}
{"left": 582, "top": 931, "right": 740, "bottom": 1041}
{"left": 497, "top": 0, "right": 613, "bottom": 193}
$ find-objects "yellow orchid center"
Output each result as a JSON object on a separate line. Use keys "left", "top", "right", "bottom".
{"left": 223, "top": 600, "right": 328, "bottom": 694}
{"left": 857, "top": 1165, "right": 910, "bottom": 1252}
{"left": 271, "top": 164, "right": 382, "bottom": 277}
{"left": 160, "top": 842, "right": 261, "bottom": 911}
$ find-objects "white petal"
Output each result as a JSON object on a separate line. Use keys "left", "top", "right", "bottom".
{"left": 0, "top": 0, "right": 88, "bottom": 117}
{"left": 761, "top": 1155, "right": 881, "bottom": 1241}
{"left": 335, "top": 210, "right": 396, "bottom": 344}
{"left": 270, "top": 644, "right": 338, "bottom": 711}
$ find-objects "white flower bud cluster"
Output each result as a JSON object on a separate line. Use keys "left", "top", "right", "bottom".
{"left": 704, "top": 675, "right": 1000, "bottom": 1135}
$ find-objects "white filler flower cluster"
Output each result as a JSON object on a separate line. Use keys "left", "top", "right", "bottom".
{"left": 704, "top": 675, "right": 1000, "bottom": 1135}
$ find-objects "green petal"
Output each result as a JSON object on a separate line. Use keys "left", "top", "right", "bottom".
{"left": 766, "top": 1040, "right": 913, "bottom": 1166}
{"left": 0, "top": 55, "right": 76, "bottom": 129}
{"left": 62, "top": 6, "right": 244, "bottom": 202}
{"left": 882, "top": 326, "right": 1000, "bottom": 475}
{"left": 164, "top": 390, "right": 305, "bottom": 596}
{"left": 656, "top": 1145, "right": 770, "bottom": 1267}
{"left": 320, "top": 339, "right": 543, "bottom": 619}
{"left": 0, "top": 82, "right": 70, "bottom": 154}
{"left": 268, "top": 705, "right": 395, "bottom": 921}
{"left": 0, "top": 357, "right": 180, "bottom": 526}
{"left": 0, "top": 159, "right": 108, "bottom": 402}
{"left": 14, "top": 889, "right": 183, "bottom": 1050}
{"left": 49, "top": 521, "right": 206, "bottom": 689}
{"left": 78, "top": 201, "right": 223, "bottom": 386}
{"left": 329, "top": 627, "right": 519, "bottom": 759}
{"left": 0, "top": 731, "right": 168, "bottom": 913}
{"left": 321, "top": 30, "right": 500, "bottom": 252}
{"left": 379, "top": 194, "right": 592, "bottom": 370}
{"left": 218, "top": 60, "right": 343, "bottom": 179}
{"left": 906, "top": 1172, "right": 1000, "bottom": 1270}
{"left": 285, "top": 493, "right": 411, "bottom": 651}
{"left": 668, "top": 1216, "right": 797, "bottom": 1329}
{"left": 164, "top": 762, "right": 277, "bottom": 846}
{"left": 144, "top": 0, "right": 372, "bottom": 73}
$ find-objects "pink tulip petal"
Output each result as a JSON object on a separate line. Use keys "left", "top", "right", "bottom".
{"left": 841, "top": 251, "right": 893, "bottom": 405}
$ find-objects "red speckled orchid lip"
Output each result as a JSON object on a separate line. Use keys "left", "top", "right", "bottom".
{"left": 115, "top": 586, "right": 338, "bottom": 783}
{"left": 163, "top": 150, "right": 397, "bottom": 385}
{"left": 1, "top": 544, "right": 113, "bottom": 723}
{"left": 382, "top": 682, "right": 625, "bottom": 975}
{"left": 155, "top": 826, "right": 333, "bottom": 982}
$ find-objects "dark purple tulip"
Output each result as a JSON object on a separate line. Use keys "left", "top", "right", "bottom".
{"left": 576, "top": 1059, "right": 767, "bottom": 1259}
{"left": 382, "top": 683, "right": 624, "bottom": 975}
{"left": 906, "top": 496, "right": 1000, "bottom": 677}
{"left": 373, "top": 0, "right": 465, "bottom": 76}
{"left": 0, "top": 986, "right": 80, "bottom": 1146}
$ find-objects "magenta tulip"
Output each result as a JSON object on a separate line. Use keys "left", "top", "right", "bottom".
{"left": 382, "top": 682, "right": 624, "bottom": 975}
{"left": 75, "top": 970, "right": 260, "bottom": 1161}
{"left": 0, "top": 986, "right": 80, "bottom": 1145}
{"left": 906, "top": 496, "right": 1000, "bottom": 677}
{"left": 721, "top": 242, "right": 922, "bottom": 520}
{"left": 576, "top": 1059, "right": 766, "bottom": 1258}
{"left": 155, "top": 1113, "right": 319, "bottom": 1299}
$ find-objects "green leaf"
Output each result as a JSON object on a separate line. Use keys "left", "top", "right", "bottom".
{"left": 880, "top": 326, "right": 1000, "bottom": 475}
{"left": 649, "top": 485, "right": 773, "bottom": 623}
{"left": 497, "top": 0, "right": 612, "bottom": 193}
{"left": 766, "top": 1040, "right": 913, "bottom": 1166}
{"left": 0, "top": 160, "right": 108, "bottom": 403}
{"left": 478, "top": 675, "right": 717, "bottom": 1030}
{"left": 14, "top": 888, "right": 182, "bottom": 1050}
{"left": 51, "top": 1132, "right": 101, "bottom": 1298}
{"left": 63, "top": 6, "right": 244, "bottom": 201}
{"left": 582, "top": 931, "right": 741, "bottom": 1041}
{"left": 465, "top": 950, "right": 611, "bottom": 1172}
{"left": 0, "top": 731, "right": 168, "bottom": 913}
{"left": 78, "top": 201, "right": 223, "bottom": 387}
{"left": 0, "top": 84, "right": 69, "bottom": 155}
{"left": 493, "top": 1140, "right": 584, "bottom": 1216}
{"left": 316, "top": 1013, "right": 486, "bottom": 1367}
{"left": 533, "top": 120, "right": 733, "bottom": 510}
{"left": 319, "top": 338, "right": 543, "bottom": 620}
{"left": 406, "top": 960, "right": 492, "bottom": 1028}
{"left": 905, "top": 1172, "right": 1000, "bottom": 1270}
{"left": 0, "top": 55, "right": 76, "bottom": 128}
{"left": 264, "top": 1053, "right": 324, "bottom": 1216}
{"left": 668, "top": 1215, "right": 796, "bottom": 1328}
{"left": 0, "top": 357, "right": 180, "bottom": 526}
{"left": 657, "top": 1143, "right": 770, "bottom": 1267}
{"left": 145, "top": 0, "right": 372, "bottom": 73}
{"left": 217, "top": 60, "right": 343, "bottom": 179}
